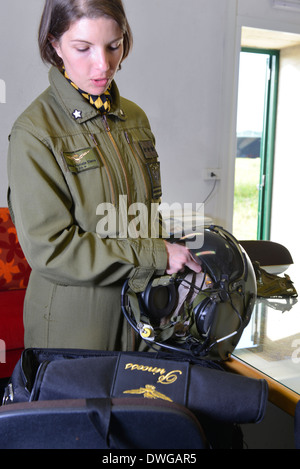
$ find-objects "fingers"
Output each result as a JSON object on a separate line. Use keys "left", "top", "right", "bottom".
{"left": 185, "top": 253, "right": 202, "bottom": 273}
{"left": 164, "top": 241, "right": 202, "bottom": 275}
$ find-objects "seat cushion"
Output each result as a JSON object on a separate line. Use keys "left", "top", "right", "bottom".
{"left": 239, "top": 240, "right": 293, "bottom": 274}
{"left": 0, "top": 207, "right": 31, "bottom": 291}
{"left": 0, "top": 290, "right": 25, "bottom": 378}
{"left": 0, "top": 290, "right": 25, "bottom": 350}
{"left": 239, "top": 240, "right": 293, "bottom": 266}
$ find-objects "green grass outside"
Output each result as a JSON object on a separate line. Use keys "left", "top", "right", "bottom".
{"left": 232, "top": 158, "right": 261, "bottom": 241}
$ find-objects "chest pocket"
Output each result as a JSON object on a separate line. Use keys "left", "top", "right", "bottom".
{"left": 62, "top": 147, "right": 100, "bottom": 174}
{"left": 138, "top": 140, "right": 162, "bottom": 200}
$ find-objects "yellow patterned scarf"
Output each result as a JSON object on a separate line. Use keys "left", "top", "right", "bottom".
{"left": 63, "top": 68, "right": 112, "bottom": 113}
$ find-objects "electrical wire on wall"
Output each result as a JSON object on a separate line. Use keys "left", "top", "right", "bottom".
{"left": 202, "top": 178, "right": 218, "bottom": 204}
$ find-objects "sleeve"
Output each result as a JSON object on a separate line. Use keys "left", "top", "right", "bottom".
{"left": 7, "top": 125, "right": 167, "bottom": 289}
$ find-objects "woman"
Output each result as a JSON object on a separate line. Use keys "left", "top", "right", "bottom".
{"left": 7, "top": 0, "right": 201, "bottom": 351}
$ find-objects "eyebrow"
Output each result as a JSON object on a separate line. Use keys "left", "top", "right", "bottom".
{"left": 71, "top": 40, "right": 92, "bottom": 44}
{"left": 70, "top": 36, "right": 124, "bottom": 45}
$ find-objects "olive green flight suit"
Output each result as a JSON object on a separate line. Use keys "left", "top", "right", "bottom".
{"left": 7, "top": 66, "right": 167, "bottom": 351}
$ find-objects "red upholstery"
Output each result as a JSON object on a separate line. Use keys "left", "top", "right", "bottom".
{"left": 1, "top": 290, "right": 25, "bottom": 349}
{"left": 0, "top": 208, "right": 31, "bottom": 291}
{"left": 0, "top": 208, "right": 31, "bottom": 378}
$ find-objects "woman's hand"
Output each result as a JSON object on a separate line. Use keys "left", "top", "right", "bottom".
{"left": 164, "top": 241, "right": 202, "bottom": 275}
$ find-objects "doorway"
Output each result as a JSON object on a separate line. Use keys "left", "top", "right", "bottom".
{"left": 233, "top": 48, "right": 279, "bottom": 241}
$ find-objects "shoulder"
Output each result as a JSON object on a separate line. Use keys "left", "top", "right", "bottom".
{"left": 119, "top": 96, "right": 152, "bottom": 129}
{"left": 11, "top": 88, "right": 53, "bottom": 137}
{"left": 10, "top": 76, "right": 76, "bottom": 142}
{"left": 10, "top": 66, "right": 80, "bottom": 139}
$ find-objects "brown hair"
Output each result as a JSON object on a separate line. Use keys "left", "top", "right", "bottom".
{"left": 38, "top": 0, "right": 133, "bottom": 68}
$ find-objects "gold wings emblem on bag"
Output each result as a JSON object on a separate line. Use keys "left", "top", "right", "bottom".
{"left": 123, "top": 384, "right": 173, "bottom": 402}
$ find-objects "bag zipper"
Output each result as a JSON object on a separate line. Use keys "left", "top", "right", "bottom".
{"left": 2, "top": 383, "right": 14, "bottom": 405}
{"left": 29, "top": 361, "right": 50, "bottom": 401}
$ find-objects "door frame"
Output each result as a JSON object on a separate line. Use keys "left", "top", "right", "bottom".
{"left": 239, "top": 47, "right": 280, "bottom": 240}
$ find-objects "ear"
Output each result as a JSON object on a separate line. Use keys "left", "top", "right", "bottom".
{"left": 48, "top": 34, "right": 62, "bottom": 59}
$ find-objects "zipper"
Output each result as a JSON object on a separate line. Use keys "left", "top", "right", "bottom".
{"left": 124, "top": 131, "right": 149, "bottom": 201}
{"left": 102, "top": 115, "right": 131, "bottom": 207}
{"left": 2, "top": 383, "right": 14, "bottom": 405}
{"left": 90, "top": 133, "right": 116, "bottom": 206}
{"left": 29, "top": 360, "right": 50, "bottom": 401}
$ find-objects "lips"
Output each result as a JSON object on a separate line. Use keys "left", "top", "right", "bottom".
{"left": 91, "top": 77, "right": 110, "bottom": 86}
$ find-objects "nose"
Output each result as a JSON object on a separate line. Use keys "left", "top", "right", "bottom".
{"left": 94, "top": 48, "right": 110, "bottom": 72}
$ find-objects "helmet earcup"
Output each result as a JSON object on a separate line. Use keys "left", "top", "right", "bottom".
{"left": 193, "top": 295, "right": 217, "bottom": 336}
{"left": 141, "top": 281, "right": 177, "bottom": 324}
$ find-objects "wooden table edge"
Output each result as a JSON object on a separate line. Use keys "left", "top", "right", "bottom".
{"left": 224, "top": 356, "right": 299, "bottom": 417}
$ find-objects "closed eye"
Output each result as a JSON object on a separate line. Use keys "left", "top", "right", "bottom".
{"left": 108, "top": 38, "right": 124, "bottom": 51}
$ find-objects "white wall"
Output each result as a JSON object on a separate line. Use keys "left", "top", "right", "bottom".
{"left": 117, "top": 0, "right": 238, "bottom": 228}
{"left": 0, "top": 0, "right": 48, "bottom": 205}
{"left": 0, "top": 0, "right": 238, "bottom": 229}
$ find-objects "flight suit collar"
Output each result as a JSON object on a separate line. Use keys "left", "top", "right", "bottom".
{"left": 48, "top": 66, "right": 127, "bottom": 124}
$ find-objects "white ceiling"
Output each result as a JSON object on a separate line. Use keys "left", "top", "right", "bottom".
{"left": 241, "top": 27, "right": 300, "bottom": 50}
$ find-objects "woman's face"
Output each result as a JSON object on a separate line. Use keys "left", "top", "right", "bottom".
{"left": 52, "top": 16, "right": 124, "bottom": 95}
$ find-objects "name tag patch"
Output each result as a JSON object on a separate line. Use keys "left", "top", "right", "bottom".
{"left": 62, "top": 147, "right": 100, "bottom": 173}
{"left": 139, "top": 140, "right": 159, "bottom": 160}
{"left": 147, "top": 162, "right": 162, "bottom": 199}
